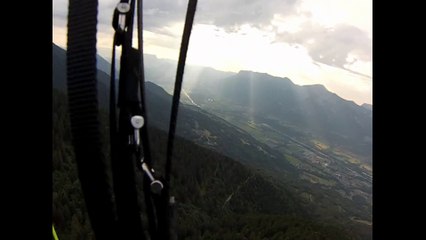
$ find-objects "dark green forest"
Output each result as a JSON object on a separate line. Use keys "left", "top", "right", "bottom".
{"left": 53, "top": 89, "right": 94, "bottom": 239}
{"left": 53, "top": 89, "right": 359, "bottom": 239}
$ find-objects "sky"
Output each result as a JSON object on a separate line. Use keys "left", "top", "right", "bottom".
{"left": 53, "top": 0, "right": 372, "bottom": 105}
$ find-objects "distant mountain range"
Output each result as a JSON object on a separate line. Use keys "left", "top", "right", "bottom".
{"left": 139, "top": 52, "right": 372, "bottom": 165}
{"left": 187, "top": 70, "right": 372, "bottom": 164}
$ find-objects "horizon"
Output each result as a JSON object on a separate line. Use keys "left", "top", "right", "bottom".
{"left": 53, "top": 0, "right": 372, "bottom": 105}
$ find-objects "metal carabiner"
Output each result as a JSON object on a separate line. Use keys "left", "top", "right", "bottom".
{"left": 116, "top": 2, "right": 130, "bottom": 31}
{"left": 112, "top": 2, "right": 130, "bottom": 46}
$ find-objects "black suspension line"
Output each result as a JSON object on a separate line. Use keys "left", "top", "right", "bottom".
{"left": 165, "top": 0, "right": 198, "bottom": 194}
{"left": 136, "top": 0, "right": 159, "bottom": 238}
{"left": 162, "top": 1, "right": 198, "bottom": 239}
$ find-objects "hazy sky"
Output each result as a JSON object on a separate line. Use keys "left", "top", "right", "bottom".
{"left": 53, "top": 0, "right": 372, "bottom": 105}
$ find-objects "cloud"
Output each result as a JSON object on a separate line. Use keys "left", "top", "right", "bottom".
{"left": 142, "top": 0, "right": 187, "bottom": 31}
{"left": 54, "top": 0, "right": 371, "bottom": 76}
{"left": 55, "top": 0, "right": 302, "bottom": 35}
{"left": 124, "top": 0, "right": 302, "bottom": 32}
{"left": 52, "top": 0, "right": 68, "bottom": 27}
{"left": 91, "top": 0, "right": 303, "bottom": 48}
{"left": 195, "top": 0, "right": 300, "bottom": 32}
{"left": 275, "top": 21, "right": 371, "bottom": 74}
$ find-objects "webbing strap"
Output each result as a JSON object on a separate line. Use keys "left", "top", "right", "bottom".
{"left": 67, "top": 0, "right": 117, "bottom": 239}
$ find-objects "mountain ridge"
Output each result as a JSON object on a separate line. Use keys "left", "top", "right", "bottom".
{"left": 188, "top": 69, "right": 372, "bottom": 164}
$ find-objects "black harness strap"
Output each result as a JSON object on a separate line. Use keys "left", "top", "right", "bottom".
{"left": 67, "top": 0, "right": 117, "bottom": 239}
